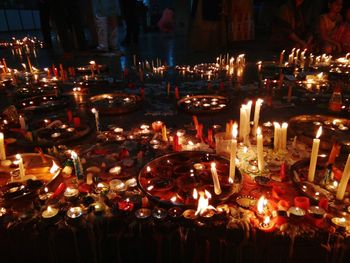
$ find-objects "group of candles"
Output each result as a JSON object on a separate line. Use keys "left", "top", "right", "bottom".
{"left": 273, "top": 122, "right": 288, "bottom": 151}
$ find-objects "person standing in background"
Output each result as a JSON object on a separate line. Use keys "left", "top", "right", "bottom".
{"left": 120, "top": 0, "right": 139, "bottom": 46}
{"left": 38, "top": 0, "right": 52, "bottom": 49}
{"left": 50, "top": 0, "right": 87, "bottom": 54}
{"left": 92, "top": 0, "right": 122, "bottom": 53}
{"left": 318, "top": 0, "right": 343, "bottom": 54}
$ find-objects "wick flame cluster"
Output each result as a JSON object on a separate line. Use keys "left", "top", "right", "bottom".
{"left": 193, "top": 189, "right": 215, "bottom": 216}
{"left": 257, "top": 195, "right": 268, "bottom": 214}
{"left": 50, "top": 161, "right": 60, "bottom": 174}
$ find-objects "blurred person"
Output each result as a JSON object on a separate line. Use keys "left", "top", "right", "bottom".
{"left": 271, "top": 0, "right": 313, "bottom": 50}
{"left": 38, "top": 0, "right": 52, "bottom": 48}
{"left": 50, "top": 0, "right": 87, "bottom": 54}
{"left": 157, "top": 8, "right": 175, "bottom": 33}
{"left": 92, "top": 0, "right": 122, "bottom": 52}
{"left": 318, "top": 0, "right": 343, "bottom": 53}
{"left": 338, "top": 6, "right": 350, "bottom": 52}
{"left": 120, "top": 0, "right": 139, "bottom": 45}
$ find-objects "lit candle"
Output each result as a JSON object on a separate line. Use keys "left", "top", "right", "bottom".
{"left": 89, "top": 61, "right": 95, "bottom": 78}
{"left": 336, "top": 154, "right": 350, "bottom": 200}
{"left": 210, "top": 162, "right": 221, "bottom": 195}
{"left": 161, "top": 124, "right": 168, "bottom": 142}
{"left": 279, "top": 50, "right": 285, "bottom": 66}
{"left": 239, "top": 105, "right": 247, "bottom": 141}
{"left": 273, "top": 122, "right": 281, "bottom": 151}
{"left": 245, "top": 101, "right": 252, "bottom": 135}
{"left": 70, "top": 151, "right": 84, "bottom": 180}
{"left": 16, "top": 154, "right": 25, "bottom": 180}
{"left": 281, "top": 122, "right": 288, "bottom": 151}
{"left": 42, "top": 205, "right": 59, "bottom": 219}
{"left": 253, "top": 99, "right": 263, "bottom": 136}
{"left": 308, "top": 126, "right": 322, "bottom": 182}
{"left": 0, "top": 132, "right": 6, "bottom": 160}
{"left": 91, "top": 108, "right": 100, "bottom": 132}
{"left": 19, "top": 115, "right": 26, "bottom": 130}
{"left": 229, "top": 123, "right": 238, "bottom": 181}
{"left": 256, "top": 127, "right": 264, "bottom": 172}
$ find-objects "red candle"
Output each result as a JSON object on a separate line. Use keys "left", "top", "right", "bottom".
{"left": 174, "top": 86, "right": 179, "bottom": 99}
{"left": 196, "top": 124, "right": 203, "bottom": 140}
{"left": 51, "top": 182, "right": 66, "bottom": 199}
{"left": 219, "top": 82, "right": 225, "bottom": 90}
{"left": 318, "top": 198, "right": 328, "bottom": 210}
{"left": 73, "top": 117, "right": 81, "bottom": 128}
{"left": 207, "top": 128, "right": 213, "bottom": 145}
{"left": 67, "top": 110, "right": 73, "bottom": 122}
{"left": 152, "top": 121, "right": 163, "bottom": 132}
{"left": 294, "top": 196, "right": 310, "bottom": 210}
{"left": 140, "top": 87, "right": 145, "bottom": 99}
{"left": 280, "top": 162, "right": 286, "bottom": 180}
{"left": 192, "top": 115, "right": 199, "bottom": 129}
{"left": 118, "top": 199, "right": 134, "bottom": 211}
{"left": 173, "top": 134, "right": 181, "bottom": 151}
{"left": 327, "top": 143, "right": 341, "bottom": 164}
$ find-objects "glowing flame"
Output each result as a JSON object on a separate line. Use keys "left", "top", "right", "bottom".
{"left": 257, "top": 195, "right": 267, "bottom": 214}
{"left": 195, "top": 190, "right": 215, "bottom": 216}
{"left": 193, "top": 188, "right": 198, "bottom": 200}
{"left": 16, "top": 154, "right": 22, "bottom": 161}
{"left": 91, "top": 108, "right": 97, "bottom": 114}
{"left": 44, "top": 187, "right": 48, "bottom": 193}
{"left": 170, "top": 195, "right": 177, "bottom": 202}
{"left": 257, "top": 127, "right": 261, "bottom": 135}
{"left": 263, "top": 216, "right": 270, "bottom": 225}
{"left": 211, "top": 162, "right": 216, "bottom": 170}
{"left": 273, "top": 122, "right": 280, "bottom": 129}
{"left": 147, "top": 185, "right": 154, "bottom": 191}
{"left": 47, "top": 206, "right": 52, "bottom": 213}
{"left": 188, "top": 141, "right": 194, "bottom": 146}
{"left": 228, "top": 177, "right": 234, "bottom": 184}
{"left": 316, "top": 126, "right": 322, "bottom": 139}
{"left": 282, "top": 122, "right": 288, "bottom": 129}
{"left": 232, "top": 123, "right": 238, "bottom": 138}
{"left": 50, "top": 161, "right": 60, "bottom": 174}
{"left": 89, "top": 60, "right": 96, "bottom": 65}
{"left": 146, "top": 166, "right": 151, "bottom": 173}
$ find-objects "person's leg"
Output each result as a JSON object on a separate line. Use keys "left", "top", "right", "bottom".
{"left": 68, "top": 0, "right": 87, "bottom": 50}
{"left": 95, "top": 15, "right": 109, "bottom": 51}
{"left": 108, "top": 16, "right": 119, "bottom": 51}
{"left": 39, "top": 1, "right": 52, "bottom": 48}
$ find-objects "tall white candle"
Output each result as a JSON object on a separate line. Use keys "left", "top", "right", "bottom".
{"left": 336, "top": 154, "right": 350, "bottom": 200}
{"left": 239, "top": 105, "right": 247, "bottom": 141}
{"left": 273, "top": 122, "right": 281, "bottom": 151}
{"left": 0, "top": 132, "right": 6, "bottom": 160}
{"left": 210, "top": 162, "right": 222, "bottom": 195}
{"left": 91, "top": 108, "right": 100, "bottom": 132}
{"left": 256, "top": 127, "right": 264, "bottom": 172}
{"left": 308, "top": 126, "right": 322, "bottom": 182}
{"left": 19, "top": 115, "right": 26, "bottom": 130}
{"left": 281, "top": 122, "right": 288, "bottom": 150}
{"left": 253, "top": 99, "right": 263, "bottom": 136}
{"left": 245, "top": 101, "right": 252, "bottom": 135}
{"left": 16, "top": 154, "right": 25, "bottom": 180}
{"left": 229, "top": 124, "right": 238, "bottom": 181}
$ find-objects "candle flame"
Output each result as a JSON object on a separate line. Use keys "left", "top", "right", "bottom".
{"left": 195, "top": 191, "right": 215, "bottom": 216}
{"left": 282, "top": 122, "right": 288, "bottom": 129}
{"left": 170, "top": 195, "right": 177, "bottom": 202}
{"left": 91, "top": 108, "right": 97, "bottom": 114}
{"left": 273, "top": 122, "right": 280, "bottom": 129}
{"left": 263, "top": 216, "right": 270, "bottom": 225}
{"left": 257, "top": 127, "right": 261, "bottom": 135}
{"left": 16, "top": 154, "right": 21, "bottom": 160}
{"left": 89, "top": 60, "right": 96, "bottom": 65}
{"left": 210, "top": 162, "right": 216, "bottom": 170}
{"left": 232, "top": 123, "right": 238, "bottom": 138}
{"left": 44, "top": 187, "right": 48, "bottom": 193}
{"left": 50, "top": 161, "right": 60, "bottom": 174}
{"left": 70, "top": 150, "right": 78, "bottom": 159}
{"left": 193, "top": 188, "right": 198, "bottom": 199}
{"left": 146, "top": 166, "right": 151, "bottom": 172}
{"left": 47, "top": 205, "right": 52, "bottom": 212}
{"left": 228, "top": 177, "right": 234, "bottom": 184}
{"left": 257, "top": 195, "right": 267, "bottom": 214}
{"left": 316, "top": 126, "right": 322, "bottom": 139}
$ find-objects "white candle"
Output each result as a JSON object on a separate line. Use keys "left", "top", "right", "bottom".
{"left": 229, "top": 123, "right": 238, "bottom": 181}
{"left": 245, "top": 101, "right": 252, "bottom": 135}
{"left": 279, "top": 50, "right": 285, "bottom": 66}
{"left": 19, "top": 115, "right": 26, "bottom": 130}
{"left": 42, "top": 205, "right": 58, "bottom": 219}
{"left": 273, "top": 122, "right": 281, "bottom": 151}
{"left": 308, "top": 126, "right": 322, "bottom": 182}
{"left": 281, "top": 122, "right": 288, "bottom": 151}
{"left": 253, "top": 99, "right": 263, "bottom": 136}
{"left": 89, "top": 61, "right": 95, "bottom": 78}
{"left": 210, "top": 162, "right": 222, "bottom": 195}
{"left": 0, "top": 132, "right": 6, "bottom": 160}
{"left": 256, "top": 127, "right": 264, "bottom": 172}
{"left": 336, "top": 154, "right": 350, "bottom": 200}
{"left": 239, "top": 105, "right": 247, "bottom": 141}
{"left": 91, "top": 108, "right": 100, "bottom": 132}
{"left": 16, "top": 154, "right": 25, "bottom": 180}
